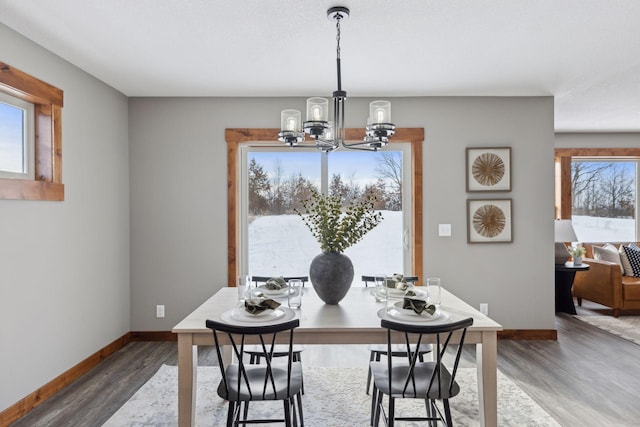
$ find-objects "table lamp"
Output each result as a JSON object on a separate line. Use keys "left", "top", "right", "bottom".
{"left": 555, "top": 219, "right": 578, "bottom": 265}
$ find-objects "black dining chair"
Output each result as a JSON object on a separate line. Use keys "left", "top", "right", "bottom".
{"left": 251, "top": 275, "right": 309, "bottom": 288}
{"left": 363, "top": 274, "right": 426, "bottom": 395}
{"left": 361, "top": 275, "right": 418, "bottom": 287}
{"left": 370, "top": 316, "right": 474, "bottom": 427}
{"left": 205, "top": 318, "right": 304, "bottom": 426}
{"left": 245, "top": 276, "right": 307, "bottom": 393}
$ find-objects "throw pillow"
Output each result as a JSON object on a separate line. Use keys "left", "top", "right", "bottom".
{"left": 619, "top": 245, "right": 634, "bottom": 276}
{"left": 621, "top": 245, "right": 640, "bottom": 277}
{"left": 593, "top": 244, "right": 624, "bottom": 274}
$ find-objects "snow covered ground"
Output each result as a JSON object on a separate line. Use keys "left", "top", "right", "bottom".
{"left": 248, "top": 211, "right": 404, "bottom": 285}
{"left": 572, "top": 215, "right": 635, "bottom": 242}
{"left": 247, "top": 213, "right": 635, "bottom": 285}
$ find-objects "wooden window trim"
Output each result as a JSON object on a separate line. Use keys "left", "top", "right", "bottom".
{"left": 226, "top": 128, "right": 425, "bottom": 286}
{"left": 0, "top": 62, "right": 64, "bottom": 201}
{"left": 554, "top": 148, "right": 640, "bottom": 219}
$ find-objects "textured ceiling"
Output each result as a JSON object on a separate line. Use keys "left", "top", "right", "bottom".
{"left": 1, "top": 0, "right": 639, "bottom": 131}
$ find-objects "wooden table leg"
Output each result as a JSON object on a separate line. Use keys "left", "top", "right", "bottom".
{"left": 178, "top": 334, "right": 198, "bottom": 427}
{"left": 476, "top": 331, "right": 498, "bottom": 427}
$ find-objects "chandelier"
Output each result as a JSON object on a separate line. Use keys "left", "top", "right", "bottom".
{"left": 278, "top": 6, "right": 395, "bottom": 152}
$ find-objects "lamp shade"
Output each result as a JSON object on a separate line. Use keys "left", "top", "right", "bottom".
{"left": 554, "top": 219, "right": 578, "bottom": 242}
{"left": 369, "top": 100, "right": 391, "bottom": 124}
{"left": 554, "top": 219, "right": 578, "bottom": 265}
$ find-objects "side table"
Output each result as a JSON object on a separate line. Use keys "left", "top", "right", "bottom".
{"left": 555, "top": 262, "right": 590, "bottom": 314}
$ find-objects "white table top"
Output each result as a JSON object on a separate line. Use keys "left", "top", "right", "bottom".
{"left": 172, "top": 286, "right": 502, "bottom": 338}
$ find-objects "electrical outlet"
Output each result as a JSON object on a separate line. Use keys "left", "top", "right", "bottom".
{"left": 156, "top": 305, "right": 165, "bottom": 318}
{"left": 480, "top": 303, "right": 489, "bottom": 316}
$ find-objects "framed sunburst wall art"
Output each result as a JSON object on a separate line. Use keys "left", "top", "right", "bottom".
{"left": 465, "top": 147, "right": 511, "bottom": 192}
{"left": 467, "top": 199, "right": 512, "bottom": 243}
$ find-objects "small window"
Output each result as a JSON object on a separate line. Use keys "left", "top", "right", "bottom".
{"left": 0, "top": 91, "right": 35, "bottom": 179}
{"left": 0, "top": 61, "right": 64, "bottom": 200}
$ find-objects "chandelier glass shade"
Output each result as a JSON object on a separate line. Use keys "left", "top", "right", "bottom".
{"left": 278, "top": 6, "right": 395, "bottom": 152}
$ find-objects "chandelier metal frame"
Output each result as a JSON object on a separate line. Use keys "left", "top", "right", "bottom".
{"left": 278, "top": 6, "right": 395, "bottom": 152}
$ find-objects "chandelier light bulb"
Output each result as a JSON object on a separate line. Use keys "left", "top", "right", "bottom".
{"left": 281, "top": 109, "right": 301, "bottom": 132}
{"left": 369, "top": 100, "right": 391, "bottom": 125}
{"left": 306, "top": 97, "right": 329, "bottom": 122}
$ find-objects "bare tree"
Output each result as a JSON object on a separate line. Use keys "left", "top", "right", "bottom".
{"left": 599, "top": 164, "right": 634, "bottom": 218}
{"left": 268, "top": 160, "right": 286, "bottom": 214}
{"left": 375, "top": 152, "right": 402, "bottom": 210}
{"left": 572, "top": 162, "right": 610, "bottom": 215}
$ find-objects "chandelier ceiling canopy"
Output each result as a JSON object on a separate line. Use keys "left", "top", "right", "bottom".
{"left": 278, "top": 6, "right": 395, "bottom": 152}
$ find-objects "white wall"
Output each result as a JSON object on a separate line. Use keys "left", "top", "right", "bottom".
{"left": 129, "top": 96, "right": 555, "bottom": 331}
{"left": 0, "top": 24, "right": 130, "bottom": 411}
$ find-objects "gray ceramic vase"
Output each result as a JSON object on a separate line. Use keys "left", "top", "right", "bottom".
{"left": 309, "top": 252, "right": 354, "bottom": 304}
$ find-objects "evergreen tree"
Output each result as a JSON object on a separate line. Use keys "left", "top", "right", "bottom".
{"left": 248, "top": 158, "right": 271, "bottom": 214}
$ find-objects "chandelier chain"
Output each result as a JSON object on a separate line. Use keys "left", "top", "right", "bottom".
{"left": 336, "top": 19, "right": 341, "bottom": 61}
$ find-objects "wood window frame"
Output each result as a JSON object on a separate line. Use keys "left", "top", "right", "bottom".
{"left": 226, "top": 128, "right": 425, "bottom": 286}
{"left": 554, "top": 147, "right": 640, "bottom": 219}
{"left": 0, "top": 62, "right": 64, "bottom": 201}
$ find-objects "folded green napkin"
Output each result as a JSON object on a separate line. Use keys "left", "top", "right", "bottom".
{"left": 386, "top": 273, "right": 412, "bottom": 291}
{"left": 244, "top": 297, "right": 281, "bottom": 315}
{"left": 265, "top": 276, "right": 288, "bottom": 290}
{"left": 402, "top": 297, "right": 436, "bottom": 316}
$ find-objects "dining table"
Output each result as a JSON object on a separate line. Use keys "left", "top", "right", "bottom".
{"left": 172, "top": 285, "right": 503, "bottom": 427}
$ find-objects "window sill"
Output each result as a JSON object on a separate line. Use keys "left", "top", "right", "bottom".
{"left": 0, "top": 178, "right": 64, "bottom": 201}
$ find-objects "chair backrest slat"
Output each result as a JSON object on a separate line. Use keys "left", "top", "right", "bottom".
{"left": 251, "top": 276, "right": 309, "bottom": 287}
{"left": 381, "top": 317, "right": 474, "bottom": 399}
{"left": 205, "top": 318, "right": 300, "bottom": 401}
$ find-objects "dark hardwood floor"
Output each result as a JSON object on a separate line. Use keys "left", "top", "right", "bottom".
{"left": 9, "top": 300, "right": 640, "bottom": 427}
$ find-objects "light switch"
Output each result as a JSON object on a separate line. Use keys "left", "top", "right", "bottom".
{"left": 438, "top": 224, "right": 452, "bottom": 237}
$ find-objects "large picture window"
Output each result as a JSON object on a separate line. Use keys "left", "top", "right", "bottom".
{"left": 238, "top": 147, "right": 411, "bottom": 284}
{"left": 571, "top": 159, "right": 637, "bottom": 242}
{"left": 226, "top": 128, "right": 424, "bottom": 286}
{"left": 555, "top": 148, "right": 640, "bottom": 242}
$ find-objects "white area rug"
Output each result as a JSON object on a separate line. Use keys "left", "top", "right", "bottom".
{"left": 104, "top": 365, "right": 559, "bottom": 426}
{"left": 575, "top": 315, "right": 640, "bottom": 345}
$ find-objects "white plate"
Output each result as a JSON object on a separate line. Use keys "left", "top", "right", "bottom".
{"left": 393, "top": 301, "right": 437, "bottom": 317}
{"left": 221, "top": 307, "right": 295, "bottom": 325}
{"left": 370, "top": 288, "right": 428, "bottom": 300}
{"left": 377, "top": 306, "right": 449, "bottom": 324}
{"left": 386, "top": 287, "right": 408, "bottom": 297}
{"left": 256, "top": 284, "right": 292, "bottom": 297}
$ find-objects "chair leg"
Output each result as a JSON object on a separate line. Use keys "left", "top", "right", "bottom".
{"left": 373, "top": 388, "right": 383, "bottom": 427}
{"left": 226, "top": 401, "right": 235, "bottom": 426}
{"left": 427, "top": 400, "right": 438, "bottom": 427}
{"left": 370, "top": 384, "right": 378, "bottom": 426}
{"left": 443, "top": 399, "right": 453, "bottom": 426}
{"left": 388, "top": 396, "right": 395, "bottom": 427}
{"left": 294, "top": 352, "right": 305, "bottom": 395}
{"left": 289, "top": 397, "right": 298, "bottom": 427}
{"left": 242, "top": 401, "right": 249, "bottom": 422}
{"left": 296, "top": 392, "right": 304, "bottom": 427}
{"left": 283, "top": 399, "right": 292, "bottom": 427}
{"left": 366, "top": 350, "right": 376, "bottom": 394}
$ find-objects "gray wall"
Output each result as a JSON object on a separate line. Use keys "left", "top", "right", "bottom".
{"left": 0, "top": 24, "right": 130, "bottom": 410}
{"left": 0, "top": 20, "right": 557, "bottom": 413}
{"left": 129, "top": 96, "right": 555, "bottom": 331}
